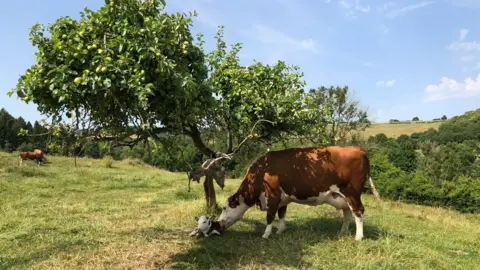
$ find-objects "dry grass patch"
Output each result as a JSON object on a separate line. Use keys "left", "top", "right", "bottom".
{"left": 361, "top": 122, "right": 442, "bottom": 138}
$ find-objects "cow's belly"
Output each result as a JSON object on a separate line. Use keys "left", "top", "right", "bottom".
{"left": 279, "top": 186, "right": 349, "bottom": 210}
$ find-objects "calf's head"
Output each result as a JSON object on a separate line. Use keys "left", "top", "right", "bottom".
{"left": 218, "top": 193, "right": 250, "bottom": 230}
{"left": 195, "top": 215, "right": 215, "bottom": 233}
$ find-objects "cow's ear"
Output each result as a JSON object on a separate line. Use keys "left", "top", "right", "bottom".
{"left": 209, "top": 215, "right": 216, "bottom": 221}
{"left": 195, "top": 216, "right": 199, "bottom": 221}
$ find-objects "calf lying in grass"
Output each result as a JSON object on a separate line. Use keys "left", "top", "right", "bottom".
{"left": 189, "top": 215, "right": 222, "bottom": 238}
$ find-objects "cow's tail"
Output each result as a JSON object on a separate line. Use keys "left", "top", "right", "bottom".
{"left": 362, "top": 152, "right": 381, "bottom": 201}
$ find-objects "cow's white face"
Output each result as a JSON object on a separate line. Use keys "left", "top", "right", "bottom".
{"left": 218, "top": 193, "right": 250, "bottom": 229}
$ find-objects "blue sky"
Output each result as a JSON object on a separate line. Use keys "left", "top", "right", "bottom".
{"left": 1, "top": 0, "right": 480, "bottom": 123}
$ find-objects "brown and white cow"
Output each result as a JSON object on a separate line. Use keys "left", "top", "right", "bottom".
{"left": 19, "top": 149, "right": 45, "bottom": 166}
{"left": 217, "top": 146, "right": 380, "bottom": 241}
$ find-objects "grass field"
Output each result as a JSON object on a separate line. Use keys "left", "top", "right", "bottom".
{"left": 1, "top": 152, "right": 479, "bottom": 270}
{"left": 360, "top": 121, "right": 442, "bottom": 138}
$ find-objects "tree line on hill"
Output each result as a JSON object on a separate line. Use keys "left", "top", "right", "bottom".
{"left": 389, "top": 115, "right": 447, "bottom": 123}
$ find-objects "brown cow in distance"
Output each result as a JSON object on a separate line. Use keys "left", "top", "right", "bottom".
{"left": 217, "top": 146, "right": 380, "bottom": 241}
{"left": 33, "top": 148, "right": 47, "bottom": 163}
{"left": 19, "top": 149, "right": 45, "bottom": 166}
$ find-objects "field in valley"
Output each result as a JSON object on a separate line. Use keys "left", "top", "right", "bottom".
{"left": 1, "top": 152, "right": 479, "bottom": 269}
{"left": 360, "top": 121, "right": 442, "bottom": 138}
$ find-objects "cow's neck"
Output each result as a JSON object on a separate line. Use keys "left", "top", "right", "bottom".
{"left": 236, "top": 171, "right": 264, "bottom": 207}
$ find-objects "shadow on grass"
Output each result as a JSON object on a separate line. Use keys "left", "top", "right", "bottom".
{"left": 147, "top": 217, "right": 383, "bottom": 269}
{"left": 0, "top": 239, "right": 100, "bottom": 269}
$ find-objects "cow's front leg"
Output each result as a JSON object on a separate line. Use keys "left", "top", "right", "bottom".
{"left": 339, "top": 209, "right": 352, "bottom": 235}
{"left": 276, "top": 205, "right": 287, "bottom": 235}
{"left": 262, "top": 209, "right": 276, "bottom": 239}
{"left": 189, "top": 229, "right": 199, "bottom": 237}
{"left": 262, "top": 197, "right": 280, "bottom": 239}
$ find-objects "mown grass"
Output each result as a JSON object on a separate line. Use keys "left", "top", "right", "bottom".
{"left": 361, "top": 121, "right": 442, "bottom": 138}
{"left": 1, "top": 152, "right": 479, "bottom": 269}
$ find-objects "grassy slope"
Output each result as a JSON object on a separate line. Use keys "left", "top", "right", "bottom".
{"left": 360, "top": 122, "right": 442, "bottom": 138}
{"left": 1, "top": 153, "right": 479, "bottom": 270}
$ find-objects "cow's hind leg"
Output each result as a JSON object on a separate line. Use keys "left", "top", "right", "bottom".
{"left": 345, "top": 196, "right": 365, "bottom": 241}
{"left": 276, "top": 205, "right": 287, "bottom": 235}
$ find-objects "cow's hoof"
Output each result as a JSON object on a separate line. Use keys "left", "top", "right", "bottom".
{"left": 276, "top": 228, "right": 286, "bottom": 235}
{"left": 355, "top": 236, "right": 364, "bottom": 241}
{"left": 262, "top": 233, "right": 270, "bottom": 239}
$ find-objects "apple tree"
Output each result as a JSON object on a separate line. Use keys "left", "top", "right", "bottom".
{"left": 10, "top": 0, "right": 330, "bottom": 211}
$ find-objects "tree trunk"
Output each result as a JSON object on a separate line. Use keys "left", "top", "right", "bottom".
{"left": 203, "top": 175, "right": 218, "bottom": 212}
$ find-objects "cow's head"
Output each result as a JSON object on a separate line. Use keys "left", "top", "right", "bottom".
{"left": 218, "top": 193, "right": 250, "bottom": 230}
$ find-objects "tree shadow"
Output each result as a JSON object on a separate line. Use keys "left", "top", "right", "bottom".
{"left": 149, "top": 216, "right": 383, "bottom": 269}
{"left": 0, "top": 239, "right": 100, "bottom": 269}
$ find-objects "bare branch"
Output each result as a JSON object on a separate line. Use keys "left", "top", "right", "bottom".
{"left": 200, "top": 119, "right": 276, "bottom": 170}
{"left": 22, "top": 131, "right": 51, "bottom": 137}
{"left": 229, "top": 119, "right": 276, "bottom": 155}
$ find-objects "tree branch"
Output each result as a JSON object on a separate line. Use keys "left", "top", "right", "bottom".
{"left": 199, "top": 119, "right": 277, "bottom": 170}
{"left": 187, "top": 124, "right": 216, "bottom": 158}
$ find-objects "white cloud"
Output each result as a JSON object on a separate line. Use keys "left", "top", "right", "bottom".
{"left": 459, "top": 28, "right": 469, "bottom": 41}
{"left": 338, "top": 0, "right": 370, "bottom": 19}
{"left": 385, "top": 80, "right": 396, "bottom": 87}
{"left": 376, "top": 79, "right": 396, "bottom": 87}
{"left": 447, "top": 41, "right": 480, "bottom": 51}
{"left": 384, "top": 1, "right": 435, "bottom": 19}
{"left": 247, "top": 24, "right": 320, "bottom": 55}
{"left": 460, "top": 55, "right": 475, "bottom": 62}
{"left": 355, "top": 0, "right": 370, "bottom": 12}
{"left": 377, "top": 2, "right": 396, "bottom": 13}
{"left": 424, "top": 73, "right": 480, "bottom": 101}
{"left": 447, "top": 29, "right": 480, "bottom": 70}
{"left": 339, "top": 0, "right": 352, "bottom": 9}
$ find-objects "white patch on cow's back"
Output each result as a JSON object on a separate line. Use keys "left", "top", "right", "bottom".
{"left": 279, "top": 185, "right": 349, "bottom": 210}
